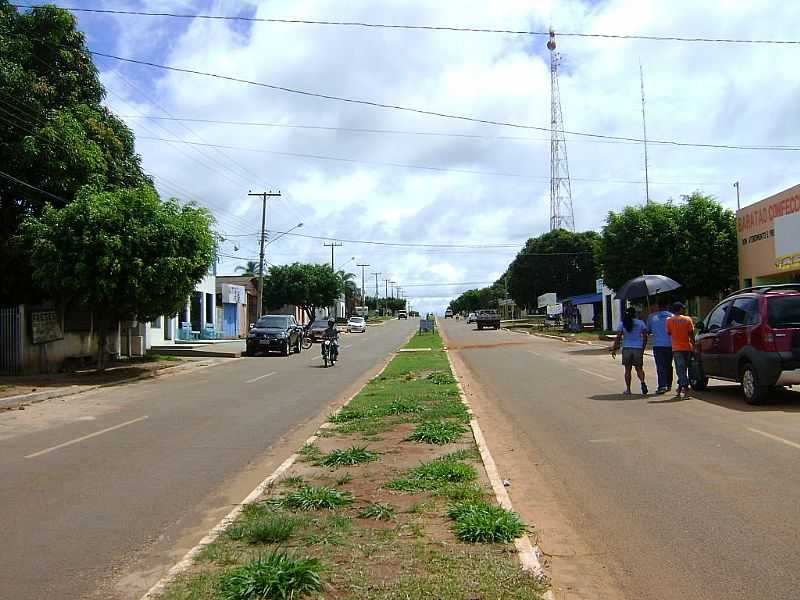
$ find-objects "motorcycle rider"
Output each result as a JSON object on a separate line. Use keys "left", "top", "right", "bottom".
{"left": 322, "top": 318, "right": 339, "bottom": 362}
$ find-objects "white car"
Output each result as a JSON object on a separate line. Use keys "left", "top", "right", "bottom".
{"left": 347, "top": 316, "right": 366, "bottom": 333}
{"left": 467, "top": 312, "right": 477, "bottom": 324}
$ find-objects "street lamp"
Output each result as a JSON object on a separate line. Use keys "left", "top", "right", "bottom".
{"left": 267, "top": 222, "right": 303, "bottom": 245}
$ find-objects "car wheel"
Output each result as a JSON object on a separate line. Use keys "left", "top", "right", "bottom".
{"left": 689, "top": 359, "right": 708, "bottom": 391}
{"left": 281, "top": 339, "right": 290, "bottom": 357}
{"left": 741, "top": 363, "right": 769, "bottom": 405}
{"left": 245, "top": 349, "right": 254, "bottom": 357}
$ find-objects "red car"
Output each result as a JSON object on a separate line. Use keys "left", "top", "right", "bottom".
{"left": 691, "top": 284, "right": 800, "bottom": 404}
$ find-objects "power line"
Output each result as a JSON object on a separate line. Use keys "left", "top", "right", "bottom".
{"left": 135, "top": 135, "right": 725, "bottom": 185}
{"left": 90, "top": 51, "right": 800, "bottom": 153}
{"left": 13, "top": 5, "right": 800, "bottom": 45}
{"left": 0, "top": 168, "right": 69, "bottom": 203}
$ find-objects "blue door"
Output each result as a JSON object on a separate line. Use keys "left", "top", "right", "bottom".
{"left": 223, "top": 303, "right": 238, "bottom": 338}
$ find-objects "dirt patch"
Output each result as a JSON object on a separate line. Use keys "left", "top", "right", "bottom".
{"left": 448, "top": 340, "right": 535, "bottom": 351}
{"left": 443, "top": 336, "right": 627, "bottom": 600}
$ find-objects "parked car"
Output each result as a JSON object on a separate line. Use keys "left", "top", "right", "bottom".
{"left": 245, "top": 315, "right": 303, "bottom": 356}
{"left": 445, "top": 309, "right": 454, "bottom": 318}
{"left": 398, "top": 310, "right": 408, "bottom": 319}
{"left": 691, "top": 284, "right": 800, "bottom": 404}
{"left": 347, "top": 316, "right": 366, "bottom": 333}
{"left": 467, "top": 312, "right": 477, "bottom": 324}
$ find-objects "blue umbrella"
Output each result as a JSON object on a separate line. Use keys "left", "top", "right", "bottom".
{"left": 616, "top": 274, "right": 681, "bottom": 300}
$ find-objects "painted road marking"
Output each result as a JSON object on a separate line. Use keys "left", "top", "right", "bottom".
{"left": 748, "top": 427, "right": 800, "bottom": 450}
{"left": 25, "top": 416, "right": 149, "bottom": 459}
{"left": 245, "top": 371, "right": 277, "bottom": 384}
{"left": 527, "top": 350, "right": 542, "bottom": 357}
{"left": 579, "top": 368, "right": 615, "bottom": 382}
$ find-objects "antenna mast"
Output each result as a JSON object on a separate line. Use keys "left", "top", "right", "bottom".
{"left": 640, "top": 62, "right": 651, "bottom": 204}
{"left": 548, "top": 30, "right": 575, "bottom": 232}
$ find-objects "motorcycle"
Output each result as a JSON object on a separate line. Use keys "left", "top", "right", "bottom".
{"left": 301, "top": 323, "right": 314, "bottom": 350}
{"left": 321, "top": 339, "right": 338, "bottom": 367}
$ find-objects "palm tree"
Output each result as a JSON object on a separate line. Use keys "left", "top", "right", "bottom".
{"left": 235, "top": 261, "right": 260, "bottom": 277}
{"left": 337, "top": 270, "right": 359, "bottom": 301}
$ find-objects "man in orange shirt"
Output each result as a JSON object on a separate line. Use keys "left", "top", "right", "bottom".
{"left": 666, "top": 302, "right": 695, "bottom": 398}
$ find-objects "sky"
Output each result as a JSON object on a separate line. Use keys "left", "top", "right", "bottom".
{"left": 48, "top": 0, "right": 800, "bottom": 314}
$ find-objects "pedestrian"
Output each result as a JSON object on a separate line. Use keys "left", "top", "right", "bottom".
{"left": 666, "top": 301, "right": 695, "bottom": 399}
{"left": 611, "top": 306, "right": 649, "bottom": 395}
{"left": 647, "top": 299, "right": 673, "bottom": 394}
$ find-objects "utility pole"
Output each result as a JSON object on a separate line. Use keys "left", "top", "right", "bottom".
{"left": 734, "top": 181, "right": 741, "bottom": 210}
{"left": 324, "top": 241, "right": 343, "bottom": 271}
{"left": 383, "top": 278, "right": 390, "bottom": 316}
{"left": 390, "top": 281, "right": 397, "bottom": 299}
{"left": 640, "top": 62, "right": 651, "bottom": 204}
{"left": 357, "top": 263, "right": 370, "bottom": 306}
{"left": 373, "top": 272, "right": 381, "bottom": 316}
{"left": 248, "top": 190, "right": 281, "bottom": 317}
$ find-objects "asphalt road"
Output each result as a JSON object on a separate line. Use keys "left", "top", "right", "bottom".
{"left": 0, "top": 319, "right": 414, "bottom": 600}
{"left": 442, "top": 319, "right": 800, "bottom": 600}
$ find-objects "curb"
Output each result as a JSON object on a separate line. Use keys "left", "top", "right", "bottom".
{"left": 139, "top": 335, "right": 409, "bottom": 599}
{"left": 0, "top": 360, "right": 225, "bottom": 411}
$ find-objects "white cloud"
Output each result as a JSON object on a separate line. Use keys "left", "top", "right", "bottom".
{"left": 75, "top": 0, "right": 800, "bottom": 314}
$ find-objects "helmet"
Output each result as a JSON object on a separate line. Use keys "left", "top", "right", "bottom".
{"left": 328, "top": 318, "right": 335, "bottom": 326}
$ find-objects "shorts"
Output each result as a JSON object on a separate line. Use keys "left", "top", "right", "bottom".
{"left": 621, "top": 347, "right": 644, "bottom": 368}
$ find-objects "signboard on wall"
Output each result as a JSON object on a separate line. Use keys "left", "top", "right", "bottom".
{"left": 774, "top": 212, "right": 800, "bottom": 271}
{"left": 221, "top": 284, "right": 246, "bottom": 305}
{"left": 538, "top": 292, "right": 557, "bottom": 309}
{"left": 31, "top": 309, "right": 63, "bottom": 344}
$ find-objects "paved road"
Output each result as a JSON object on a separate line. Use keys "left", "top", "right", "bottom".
{"left": 442, "top": 320, "right": 800, "bottom": 600}
{"left": 0, "top": 319, "right": 414, "bottom": 600}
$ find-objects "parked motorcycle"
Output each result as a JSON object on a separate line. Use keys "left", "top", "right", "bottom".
{"left": 301, "top": 323, "right": 314, "bottom": 350}
{"left": 321, "top": 339, "right": 338, "bottom": 367}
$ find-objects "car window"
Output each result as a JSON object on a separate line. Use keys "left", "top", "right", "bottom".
{"left": 705, "top": 302, "right": 730, "bottom": 331}
{"left": 768, "top": 296, "right": 800, "bottom": 328}
{"left": 255, "top": 316, "right": 289, "bottom": 328}
{"left": 728, "top": 297, "right": 758, "bottom": 327}
{"left": 313, "top": 320, "right": 328, "bottom": 327}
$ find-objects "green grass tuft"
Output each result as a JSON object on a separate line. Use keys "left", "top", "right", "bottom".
{"left": 385, "top": 456, "right": 477, "bottom": 492}
{"left": 407, "top": 420, "right": 467, "bottom": 445}
{"left": 320, "top": 445, "right": 379, "bottom": 467}
{"left": 448, "top": 501, "right": 526, "bottom": 543}
{"left": 279, "top": 476, "right": 305, "bottom": 488}
{"left": 298, "top": 443, "right": 323, "bottom": 463}
{"left": 217, "top": 551, "right": 322, "bottom": 600}
{"left": 435, "top": 482, "right": 487, "bottom": 503}
{"left": 282, "top": 486, "right": 353, "bottom": 511}
{"left": 426, "top": 371, "right": 457, "bottom": 385}
{"left": 226, "top": 512, "right": 296, "bottom": 545}
{"left": 358, "top": 502, "right": 396, "bottom": 521}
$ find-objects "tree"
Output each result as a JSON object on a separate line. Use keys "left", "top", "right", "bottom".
{"left": 263, "top": 263, "right": 343, "bottom": 322}
{"left": 1, "top": 2, "right": 149, "bottom": 304}
{"left": 449, "top": 283, "right": 505, "bottom": 314}
{"left": 20, "top": 185, "right": 216, "bottom": 368}
{"left": 600, "top": 193, "right": 737, "bottom": 298}
{"left": 337, "top": 270, "right": 359, "bottom": 300}
{"left": 506, "top": 229, "right": 600, "bottom": 309}
{"left": 235, "top": 261, "right": 260, "bottom": 277}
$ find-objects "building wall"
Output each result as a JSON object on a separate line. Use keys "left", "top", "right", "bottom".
{"left": 737, "top": 184, "right": 800, "bottom": 286}
{"left": 144, "top": 273, "right": 216, "bottom": 349}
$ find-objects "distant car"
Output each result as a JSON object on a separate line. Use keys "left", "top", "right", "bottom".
{"left": 307, "top": 319, "right": 330, "bottom": 343}
{"left": 445, "top": 309, "right": 454, "bottom": 318}
{"left": 246, "top": 315, "right": 303, "bottom": 356}
{"left": 398, "top": 310, "right": 408, "bottom": 319}
{"left": 467, "top": 312, "right": 477, "bottom": 324}
{"left": 347, "top": 316, "right": 366, "bottom": 333}
{"left": 692, "top": 284, "right": 800, "bottom": 404}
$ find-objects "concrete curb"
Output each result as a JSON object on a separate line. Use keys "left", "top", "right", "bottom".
{"left": 442, "top": 335, "right": 554, "bottom": 598}
{"left": 0, "top": 360, "right": 224, "bottom": 411}
{"left": 139, "top": 334, "right": 409, "bottom": 599}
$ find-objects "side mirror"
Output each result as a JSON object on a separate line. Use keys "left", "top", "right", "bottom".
{"left": 249, "top": 323, "right": 255, "bottom": 329}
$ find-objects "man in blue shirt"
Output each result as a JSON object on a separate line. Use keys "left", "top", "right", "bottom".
{"left": 647, "top": 299, "right": 674, "bottom": 394}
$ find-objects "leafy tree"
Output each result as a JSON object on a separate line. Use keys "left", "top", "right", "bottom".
{"left": 364, "top": 295, "right": 406, "bottom": 313}
{"left": 449, "top": 283, "right": 505, "bottom": 314}
{"left": 235, "top": 261, "right": 260, "bottom": 277}
{"left": 0, "top": 2, "right": 149, "bottom": 304}
{"left": 506, "top": 229, "right": 600, "bottom": 309}
{"left": 337, "top": 270, "right": 359, "bottom": 301}
{"left": 600, "top": 193, "right": 737, "bottom": 297}
{"left": 263, "top": 263, "right": 343, "bottom": 322}
{"left": 20, "top": 185, "right": 215, "bottom": 368}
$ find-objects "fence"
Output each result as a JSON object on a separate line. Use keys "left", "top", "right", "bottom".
{"left": 0, "top": 306, "right": 22, "bottom": 375}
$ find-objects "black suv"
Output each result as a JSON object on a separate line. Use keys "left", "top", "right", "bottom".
{"left": 692, "top": 284, "right": 800, "bottom": 404}
{"left": 246, "top": 315, "right": 303, "bottom": 356}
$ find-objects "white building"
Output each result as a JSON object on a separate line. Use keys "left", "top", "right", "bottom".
{"left": 144, "top": 273, "right": 216, "bottom": 348}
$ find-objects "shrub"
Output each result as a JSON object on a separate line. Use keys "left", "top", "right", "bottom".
{"left": 218, "top": 551, "right": 322, "bottom": 600}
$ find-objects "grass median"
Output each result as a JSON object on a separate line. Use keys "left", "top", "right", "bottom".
{"left": 157, "top": 329, "right": 547, "bottom": 600}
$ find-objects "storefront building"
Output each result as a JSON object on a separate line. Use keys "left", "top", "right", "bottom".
{"left": 737, "top": 184, "right": 800, "bottom": 287}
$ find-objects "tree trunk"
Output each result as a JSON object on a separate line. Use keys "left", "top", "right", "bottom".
{"left": 96, "top": 322, "right": 107, "bottom": 372}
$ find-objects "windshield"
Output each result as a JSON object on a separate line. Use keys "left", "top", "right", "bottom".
{"left": 312, "top": 320, "right": 329, "bottom": 327}
{"left": 768, "top": 296, "right": 800, "bottom": 328}
{"left": 349, "top": 317, "right": 364, "bottom": 323}
{"left": 255, "top": 316, "right": 289, "bottom": 329}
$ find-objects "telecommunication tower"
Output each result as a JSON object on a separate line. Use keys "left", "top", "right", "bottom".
{"left": 547, "top": 30, "right": 575, "bottom": 232}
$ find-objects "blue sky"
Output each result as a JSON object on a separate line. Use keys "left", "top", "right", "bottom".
{"left": 33, "top": 0, "right": 800, "bottom": 313}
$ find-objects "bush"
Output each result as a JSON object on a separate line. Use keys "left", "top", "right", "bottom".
{"left": 218, "top": 551, "right": 322, "bottom": 600}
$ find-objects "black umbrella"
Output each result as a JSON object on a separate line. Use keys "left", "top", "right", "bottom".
{"left": 616, "top": 274, "right": 681, "bottom": 300}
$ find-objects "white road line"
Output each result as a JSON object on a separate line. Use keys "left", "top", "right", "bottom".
{"left": 527, "top": 350, "right": 542, "bottom": 356}
{"left": 25, "top": 416, "right": 149, "bottom": 459}
{"left": 245, "top": 371, "right": 277, "bottom": 384}
{"left": 748, "top": 427, "right": 800, "bottom": 450}
{"left": 341, "top": 344, "right": 353, "bottom": 349}
{"left": 579, "top": 368, "right": 615, "bottom": 382}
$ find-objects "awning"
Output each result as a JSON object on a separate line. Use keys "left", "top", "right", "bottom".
{"left": 564, "top": 293, "right": 602, "bottom": 305}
